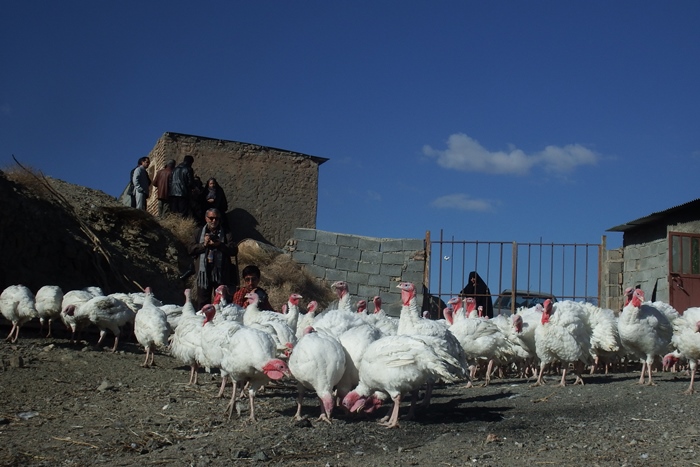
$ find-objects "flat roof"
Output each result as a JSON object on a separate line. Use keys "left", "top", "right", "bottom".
{"left": 163, "top": 131, "right": 329, "bottom": 166}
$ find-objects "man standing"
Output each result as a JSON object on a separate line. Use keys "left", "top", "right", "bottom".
{"left": 170, "top": 155, "right": 195, "bottom": 217}
{"left": 132, "top": 156, "right": 151, "bottom": 210}
{"left": 152, "top": 159, "right": 175, "bottom": 217}
{"left": 187, "top": 208, "right": 238, "bottom": 310}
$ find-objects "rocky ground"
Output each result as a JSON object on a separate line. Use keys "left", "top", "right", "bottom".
{"left": 1, "top": 327, "right": 699, "bottom": 467}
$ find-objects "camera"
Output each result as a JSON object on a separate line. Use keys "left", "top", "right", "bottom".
{"left": 208, "top": 233, "right": 219, "bottom": 242}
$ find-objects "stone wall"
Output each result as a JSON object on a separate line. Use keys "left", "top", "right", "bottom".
{"left": 145, "top": 132, "right": 328, "bottom": 248}
{"left": 287, "top": 228, "right": 426, "bottom": 316}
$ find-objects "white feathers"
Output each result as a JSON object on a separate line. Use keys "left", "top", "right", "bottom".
{"left": 0, "top": 284, "right": 37, "bottom": 343}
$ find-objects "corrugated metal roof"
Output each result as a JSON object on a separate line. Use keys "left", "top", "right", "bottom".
{"left": 607, "top": 198, "right": 700, "bottom": 232}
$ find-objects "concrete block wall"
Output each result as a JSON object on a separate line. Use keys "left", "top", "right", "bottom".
{"left": 602, "top": 247, "right": 624, "bottom": 311}
{"left": 622, "top": 238, "right": 669, "bottom": 302}
{"left": 287, "top": 228, "right": 426, "bottom": 316}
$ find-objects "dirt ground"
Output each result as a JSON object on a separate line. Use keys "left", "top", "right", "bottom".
{"left": 1, "top": 326, "right": 698, "bottom": 467}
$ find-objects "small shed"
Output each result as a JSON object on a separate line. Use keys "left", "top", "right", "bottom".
{"left": 144, "top": 132, "right": 328, "bottom": 248}
{"left": 607, "top": 198, "right": 700, "bottom": 311}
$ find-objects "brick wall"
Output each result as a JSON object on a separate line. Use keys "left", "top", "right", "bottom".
{"left": 287, "top": 228, "right": 426, "bottom": 316}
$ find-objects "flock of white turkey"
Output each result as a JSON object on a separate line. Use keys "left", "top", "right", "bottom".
{"left": 2, "top": 280, "right": 700, "bottom": 428}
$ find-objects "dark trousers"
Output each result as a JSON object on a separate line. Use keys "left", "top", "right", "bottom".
{"left": 196, "top": 283, "right": 215, "bottom": 311}
{"left": 170, "top": 196, "right": 190, "bottom": 217}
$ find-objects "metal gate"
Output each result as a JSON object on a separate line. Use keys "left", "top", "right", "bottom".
{"left": 425, "top": 230, "right": 602, "bottom": 317}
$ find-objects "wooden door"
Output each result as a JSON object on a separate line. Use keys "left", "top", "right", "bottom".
{"left": 669, "top": 232, "right": 700, "bottom": 312}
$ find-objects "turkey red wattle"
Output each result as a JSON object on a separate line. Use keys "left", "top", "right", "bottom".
{"left": 262, "top": 359, "right": 290, "bottom": 380}
{"left": 372, "top": 296, "right": 382, "bottom": 313}
{"left": 201, "top": 304, "right": 216, "bottom": 325}
{"left": 398, "top": 282, "right": 415, "bottom": 306}
{"left": 341, "top": 392, "right": 366, "bottom": 413}
{"left": 362, "top": 394, "right": 384, "bottom": 413}
{"left": 443, "top": 307, "right": 454, "bottom": 324}
{"left": 465, "top": 297, "right": 476, "bottom": 315}
{"left": 513, "top": 315, "right": 523, "bottom": 333}
{"left": 631, "top": 290, "right": 644, "bottom": 308}
{"left": 541, "top": 299, "right": 553, "bottom": 324}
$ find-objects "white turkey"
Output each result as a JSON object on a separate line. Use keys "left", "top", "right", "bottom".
{"left": 396, "top": 282, "right": 468, "bottom": 404}
{"left": 0, "top": 285, "right": 37, "bottom": 343}
{"left": 336, "top": 320, "right": 385, "bottom": 401}
{"left": 133, "top": 287, "right": 172, "bottom": 367}
{"left": 532, "top": 299, "right": 593, "bottom": 387}
{"left": 243, "top": 292, "right": 296, "bottom": 356}
{"left": 212, "top": 285, "right": 245, "bottom": 323}
{"left": 513, "top": 304, "right": 543, "bottom": 361}
{"left": 312, "top": 307, "right": 365, "bottom": 339}
{"left": 82, "top": 286, "right": 105, "bottom": 297}
{"left": 396, "top": 283, "right": 465, "bottom": 361}
{"left": 282, "top": 293, "right": 303, "bottom": 331}
{"left": 331, "top": 280, "right": 353, "bottom": 313}
{"left": 491, "top": 313, "right": 535, "bottom": 378}
{"left": 34, "top": 285, "right": 63, "bottom": 338}
{"left": 371, "top": 295, "right": 385, "bottom": 315}
{"left": 218, "top": 321, "right": 291, "bottom": 421}
{"left": 311, "top": 282, "right": 366, "bottom": 338}
{"left": 296, "top": 300, "right": 319, "bottom": 338}
{"left": 449, "top": 313, "right": 513, "bottom": 387}
{"left": 623, "top": 287, "right": 634, "bottom": 309}
{"left": 463, "top": 297, "right": 478, "bottom": 319}
{"left": 363, "top": 295, "right": 398, "bottom": 336}
{"left": 288, "top": 326, "right": 347, "bottom": 423}
{"left": 618, "top": 288, "right": 673, "bottom": 385}
{"left": 80, "top": 294, "right": 135, "bottom": 352}
{"left": 109, "top": 292, "right": 147, "bottom": 315}
{"left": 650, "top": 299, "right": 680, "bottom": 325}
{"left": 197, "top": 304, "right": 245, "bottom": 397}
{"left": 169, "top": 289, "right": 205, "bottom": 385}
{"left": 61, "top": 288, "right": 102, "bottom": 343}
{"left": 342, "top": 333, "right": 466, "bottom": 428}
{"left": 579, "top": 302, "right": 621, "bottom": 374}
{"left": 160, "top": 303, "right": 184, "bottom": 331}
{"left": 671, "top": 306, "right": 700, "bottom": 394}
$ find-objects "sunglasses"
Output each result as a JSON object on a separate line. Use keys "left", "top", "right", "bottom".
{"left": 207, "top": 216, "right": 219, "bottom": 220}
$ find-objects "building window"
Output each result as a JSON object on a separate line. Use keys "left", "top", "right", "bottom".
{"left": 671, "top": 232, "right": 700, "bottom": 275}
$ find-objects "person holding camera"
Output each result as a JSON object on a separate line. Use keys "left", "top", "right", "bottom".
{"left": 187, "top": 207, "right": 239, "bottom": 310}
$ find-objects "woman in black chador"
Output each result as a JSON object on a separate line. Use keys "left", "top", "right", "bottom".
{"left": 459, "top": 271, "right": 494, "bottom": 318}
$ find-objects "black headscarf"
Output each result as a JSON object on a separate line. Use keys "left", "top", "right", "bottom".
{"left": 459, "top": 271, "right": 494, "bottom": 318}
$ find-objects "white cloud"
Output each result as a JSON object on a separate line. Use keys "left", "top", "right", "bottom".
{"left": 431, "top": 193, "right": 496, "bottom": 212}
{"left": 423, "top": 133, "right": 598, "bottom": 176}
{"left": 366, "top": 190, "right": 381, "bottom": 201}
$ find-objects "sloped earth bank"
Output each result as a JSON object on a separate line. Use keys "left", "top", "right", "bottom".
{"left": 1, "top": 329, "right": 699, "bottom": 467}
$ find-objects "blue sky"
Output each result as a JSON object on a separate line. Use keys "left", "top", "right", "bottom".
{"left": 2, "top": 1, "right": 700, "bottom": 252}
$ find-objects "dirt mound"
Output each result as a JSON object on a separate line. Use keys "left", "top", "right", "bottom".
{"left": 0, "top": 167, "right": 190, "bottom": 305}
